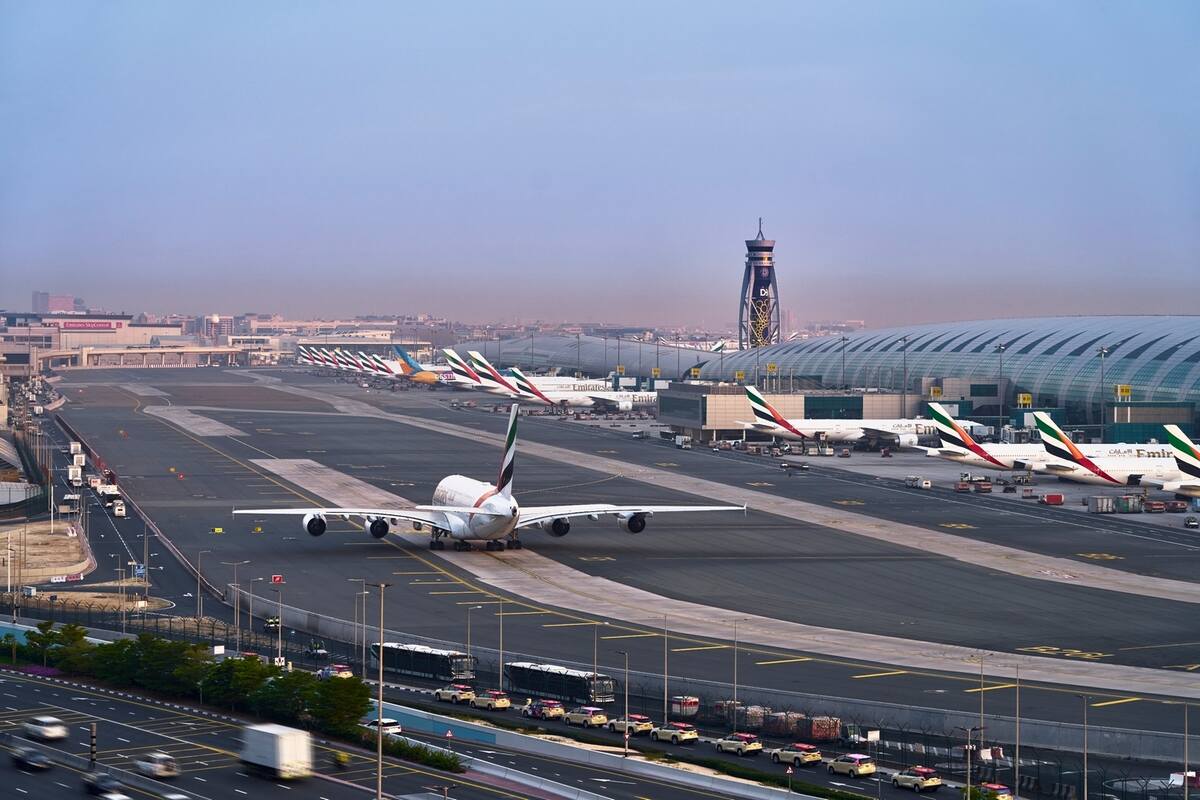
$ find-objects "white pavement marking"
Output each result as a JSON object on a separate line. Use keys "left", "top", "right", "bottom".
{"left": 249, "top": 459, "right": 412, "bottom": 508}
{"left": 143, "top": 405, "right": 246, "bottom": 437}
{"left": 121, "top": 383, "right": 169, "bottom": 396}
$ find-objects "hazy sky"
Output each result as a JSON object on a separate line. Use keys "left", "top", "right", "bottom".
{"left": 2, "top": 2, "right": 1198, "bottom": 328}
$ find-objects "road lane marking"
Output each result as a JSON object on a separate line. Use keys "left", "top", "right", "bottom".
{"left": 755, "top": 657, "right": 812, "bottom": 666}
{"left": 542, "top": 622, "right": 601, "bottom": 628}
{"left": 671, "top": 645, "right": 728, "bottom": 652}
{"left": 429, "top": 590, "right": 488, "bottom": 595}
{"left": 1091, "top": 697, "right": 1142, "bottom": 707}
{"left": 497, "top": 611, "right": 550, "bottom": 616}
{"left": 1118, "top": 641, "right": 1200, "bottom": 651}
{"left": 965, "top": 683, "right": 1018, "bottom": 693}
{"left": 852, "top": 670, "right": 907, "bottom": 679}
{"left": 603, "top": 633, "right": 659, "bottom": 640}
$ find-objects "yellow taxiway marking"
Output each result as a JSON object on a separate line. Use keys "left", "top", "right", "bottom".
{"left": 852, "top": 670, "right": 907, "bottom": 679}
{"left": 603, "top": 633, "right": 659, "bottom": 640}
{"left": 410, "top": 580, "right": 458, "bottom": 585}
{"left": 429, "top": 590, "right": 489, "bottom": 595}
{"left": 1119, "top": 641, "right": 1200, "bottom": 651}
{"left": 940, "top": 522, "right": 976, "bottom": 529}
{"left": 755, "top": 657, "right": 812, "bottom": 666}
{"left": 393, "top": 570, "right": 440, "bottom": 575}
{"left": 672, "top": 644, "right": 729, "bottom": 652}
{"left": 543, "top": 621, "right": 602, "bottom": 628}
{"left": 496, "top": 610, "right": 549, "bottom": 616}
{"left": 965, "top": 683, "right": 1018, "bottom": 693}
{"left": 833, "top": 499, "right": 865, "bottom": 506}
{"left": 1091, "top": 697, "right": 1142, "bottom": 708}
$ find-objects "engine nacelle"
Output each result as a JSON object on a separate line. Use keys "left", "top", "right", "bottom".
{"left": 303, "top": 513, "right": 327, "bottom": 537}
{"left": 617, "top": 512, "right": 646, "bottom": 534}
{"left": 613, "top": 400, "right": 633, "bottom": 412}
{"left": 896, "top": 433, "right": 919, "bottom": 448}
{"left": 542, "top": 517, "right": 570, "bottom": 537}
{"left": 369, "top": 518, "right": 390, "bottom": 539}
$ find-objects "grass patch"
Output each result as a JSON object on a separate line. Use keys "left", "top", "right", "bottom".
{"left": 357, "top": 729, "right": 465, "bottom": 773}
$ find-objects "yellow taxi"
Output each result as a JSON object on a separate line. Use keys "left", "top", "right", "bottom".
{"left": 469, "top": 689, "right": 511, "bottom": 711}
{"left": 564, "top": 706, "right": 609, "bottom": 728}
{"left": 981, "top": 784, "right": 1012, "bottom": 800}
{"left": 828, "top": 753, "right": 876, "bottom": 777}
{"left": 715, "top": 732, "right": 763, "bottom": 757}
{"left": 608, "top": 714, "right": 653, "bottom": 735}
{"left": 893, "top": 766, "right": 943, "bottom": 792}
{"left": 651, "top": 721, "right": 699, "bottom": 745}
{"left": 768, "top": 742, "right": 823, "bottom": 766}
{"left": 434, "top": 684, "right": 476, "bottom": 704}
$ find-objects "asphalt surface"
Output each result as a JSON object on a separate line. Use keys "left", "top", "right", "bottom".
{"left": 42, "top": 368, "right": 1200, "bottom": 742}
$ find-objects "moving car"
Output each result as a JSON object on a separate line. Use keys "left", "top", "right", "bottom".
{"left": 768, "top": 742, "right": 823, "bottom": 766}
{"left": 434, "top": 684, "right": 476, "bottom": 704}
{"left": 317, "top": 664, "right": 353, "bottom": 680}
{"left": 11, "top": 746, "right": 52, "bottom": 770}
{"left": 980, "top": 784, "right": 1012, "bottom": 800}
{"left": 133, "top": 751, "right": 180, "bottom": 778}
{"left": 714, "top": 732, "right": 762, "bottom": 756}
{"left": 304, "top": 641, "right": 329, "bottom": 659}
{"left": 470, "top": 690, "right": 511, "bottom": 711}
{"left": 521, "top": 699, "right": 565, "bottom": 720}
{"left": 23, "top": 715, "right": 68, "bottom": 740}
{"left": 361, "top": 718, "right": 403, "bottom": 735}
{"left": 83, "top": 771, "right": 125, "bottom": 794}
{"left": 607, "top": 714, "right": 653, "bottom": 735}
{"left": 564, "top": 706, "right": 608, "bottom": 728}
{"left": 1185, "top": 516, "right": 1199, "bottom": 529}
{"left": 650, "top": 722, "right": 699, "bottom": 745}
{"left": 828, "top": 753, "right": 876, "bottom": 777}
{"left": 893, "top": 766, "right": 943, "bottom": 792}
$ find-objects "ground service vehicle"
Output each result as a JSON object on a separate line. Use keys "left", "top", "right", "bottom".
{"left": 1039, "top": 493, "right": 1065, "bottom": 505}
{"left": 1186, "top": 516, "right": 1199, "bottom": 529}
{"left": 240, "top": 723, "right": 313, "bottom": 779}
{"left": 651, "top": 722, "right": 699, "bottom": 744}
{"left": 769, "top": 742, "right": 823, "bottom": 765}
{"left": 133, "top": 752, "right": 179, "bottom": 778}
{"left": 829, "top": 753, "right": 876, "bottom": 777}
{"left": 434, "top": 684, "right": 476, "bottom": 704}
{"left": 893, "top": 766, "right": 943, "bottom": 792}
{"left": 470, "top": 690, "right": 511, "bottom": 711}
{"left": 372, "top": 643, "right": 476, "bottom": 681}
{"left": 715, "top": 732, "right": 762, "bottom": 756}
{"left": 608, "top": 714, "right": 653, "bottom": 735}
{"left": 24, "top": 715, "right": 68, "bottom": 740}
{"left": 112, "top": 500, "right": 126, "bottom": 518}
{"left": 68, "top": 466, "right": 82, "bottom": 486}
{"left": 1167, "top": 500, "right": 1189, "bottom": 512}
{"left": 1146, "top": 500, "right": 1167, "bottom": 513}
{"left": 564, "top": 706, "right": 608, "bottom": 727}
{"left": 675, "top": 435, "right": 693, "bottom": 449}
{"left": 11, "top": 746, "right": 52, "bottom": 770}
{"left": 521, "top": 699, "right": 565, "bottom": 719}
{"left": 505, "top": 662, "right": 616, "bottom": 704}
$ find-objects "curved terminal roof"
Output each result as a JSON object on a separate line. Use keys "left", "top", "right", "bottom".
{"left": 699, "top": 316, "right": 1200, "bottom": 420}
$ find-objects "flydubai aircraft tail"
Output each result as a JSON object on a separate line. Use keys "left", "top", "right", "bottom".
{"left": 392, "top": 345, "right": 424, "bottom": 373}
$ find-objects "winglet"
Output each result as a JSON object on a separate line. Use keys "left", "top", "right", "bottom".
{"left": 496, "top": 404, "right": 519, "bottom": 497}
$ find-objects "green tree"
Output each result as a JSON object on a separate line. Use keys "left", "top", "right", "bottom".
{"left": 203, "top": 656, "right": 277, "bottom": 710}
{"left": 311, "top": 677, "right": 371, "bottom": 737}
{"left": 0, "top": 633, "right": 17, "bottom": 664}
{"left": 250, "top": 670, "right": 319, "bottom": 726}
{"left": 23, "top": 620, "right": 59, "bottom": 666}
{"left": 54, "top": 624, "right": 95, "bottom": 673}
{"left": 89, "top": 639, "right": 139, "bottom": 686}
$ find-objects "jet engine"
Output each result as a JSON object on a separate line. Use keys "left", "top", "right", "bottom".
{"left": 547, "top": 518, "right": 570, "bottom": 537}
{"left": 369, "top": 518, "right": 390, "bottom": 539}
{"left": 617, "top": 512, "right": 646, "bottom": 533}
{"left": 896, "top": 433, "right": 919, "bottom": 448}
{"left": 613, "top": 400, "right": 633, "bottom": 412}
{"left": 303, "top": 512, "right": 327, "bottom": 537}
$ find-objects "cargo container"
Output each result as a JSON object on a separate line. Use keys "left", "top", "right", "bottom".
{"left": 670, "top": 696, "right": 699, "bottom": 719}
{"left": 69, "top": 442, "right": 82, "bottom": 455}
{"left": 1166, "top": 500, "right": 1189, "bottom": 513}
{"left": 240, "top": 724, "right": 312, "bottom": 779}
{"left": 1145, "top": 500, "right": 1167, "bottom": 513}
{"left": 1039, "top": 493, "right": 1065, "bottom": 506}
{"left": 955, "top": 482, "right": 972, "bottom": 493}
{"left": 72, "top": 453, "right": 86, "bottom": 467}
{"left": 1087, "top": 496, "right": 1116, "bottom": 514}
{"left": 1116, "top": 495, "right": 1144, "bottom": 514}
{"left": 973, "top": 482, "right": 993, "bottom": 493}
{"left": 1021, "top": 488, "right": 1038, "bottom": 499}
{"left": 796, "top": 715, "right": 841, "bottom": 742}
{"left": 67, "top": 466, "right": 82, "bottom": 487}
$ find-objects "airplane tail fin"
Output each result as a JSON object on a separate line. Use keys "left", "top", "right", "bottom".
{"left": 744, "top": 386, "right": 805, "bottom": 439}
{"left": 1034, "top": 412, "right": 1076, "bottom": 462}
{"left": 508, "top": 367, "right": 555, "bottom": 405}
{"left": 392, "top": 345, "right": 424, "bottom": 373}
{"left": 496, "top": 404, "right": 519, "bottom": 497}
{"left": 928, "top": 402, "right": 975, "bottom": 451}
{"left": 443, "top": 349, "right": 481, "bottom": 384}
{"left": 468, "top": 350, "right": 519, "bottom": 394}
{"left": 1165, "top": 424, "right": 1200, "bottom": 480}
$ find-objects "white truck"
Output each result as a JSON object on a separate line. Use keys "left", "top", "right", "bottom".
{"left": 240, "top": 723, "right": 312, "bottom": 779}
{"left": 69, "top": 442, "right": 82, "bottom": 456}
{"left": 112, "top": 500, "right": 126, "bottom": 518}
{"left": 67, "top": 466, "right": 82, "bottom": 487}
{"left": 133, "top": 751, "right": 179, "bottom": 778}
{"left": 674, "top": 435, "right": 693, "bottom": 450}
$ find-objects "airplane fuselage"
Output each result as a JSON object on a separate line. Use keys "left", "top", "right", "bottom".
{"left": 430, "top": 474, "right": 518, "bottom": 540}
{"left": 1049, "top": 454, "right": 1180, "bottom": 486}
{"left": 933, "top": 443, "right": 1154, "bottom": 472}
{"left": 761, "top": 419, "right": 942, "bottom": 443}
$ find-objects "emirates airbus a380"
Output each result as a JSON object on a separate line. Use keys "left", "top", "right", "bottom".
{"left": 235, "top": 405, "right": 742, "bottom": 551}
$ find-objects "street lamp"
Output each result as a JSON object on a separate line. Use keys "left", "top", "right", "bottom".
{"left": 247, "top": 577, "right": 264, "bottom": 646}
{"left": 731, "top": 617, "right": 748, "bottom": 733}
{"left": 366, "top": 581, "right": 393, "bottom": 800}
{"left": 1096, "top": 346, "right": 1109, "bottom": 442}
{"left": 498, "top": 598, "right": 506, "bottom": 691}
{"left": 995, "top": 343, "right": 1007, "bottom": 435}
{"left": 840, "top": 336, "right": 848, "bottom": 389}
{"left": 221, "top": 560, "right": 249, "bottom": 652}
{"left": 195, "top": 549, "right": 211, "bottom": 621}
{"left": 270, "top": 584, "right": 285, "bottom": 665}
{"left": 617, "top": 650, "right": 630, "bottom": 757}
{"left": 466, "top": 605, "right": 483, "bottom": 662}
{"left": 955, "top": 725, "right": 984, "bottom": 799}
{"left": 662, "top": 614, "right": 670, "bottom": 726}
{"left": 348, "top": 578, "right": 366, "bottom": 668}
{"left": 1077, "top": 695, "right": 1092, "bottom": 800}
{"left": 592, "top": 621, "right": 609, "bottom": 701}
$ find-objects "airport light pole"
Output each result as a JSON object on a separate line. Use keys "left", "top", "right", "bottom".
{"left": 955, "top": 725, "right": 983, "bottom": 800}
{"left": 731, "top": 617, "right": 748, "bottom": 733}
{"left": 1096, "top": 346, "right": 1109, "bottom": 442}
{"left": 271, "top": 584, "right": 284, "bottom": 665}
{"left": 466, "top": 604, "right": 483, "bottom": 662}
{"left": 1076, "top": 695, "right": 1092, "bottom": 800}
{"left": 618, "top": 650, "right": 630, "bottom": 757}
{"left": 900, "top": 336, "right": 909, "bottom": 416}
{"left": 995, "top": 342, "right": 1007, "bottom": 435}
{"left": 195, "top": 549, "right": 210, "bottom": 621}
{"left": 592, "top": 621, "right": 609, "bottom": 699}
{"left": 222, "top": 560, "right": 249, "bottom": 653}
{"left": 366, "top": 581, "right": 392, "bottom": 800}
{"left": 662, "top": 614, "right": 670, "bottom": 726}
{"left": 348, "top": 578, "right": 366, "bottom": 668}
{"left": 840, "top": 336, "right": 848, "bottom": 389}
{"left": 498, "top": 599, "right": 505, "bottom": 691}
{"left": 247, "top": 577, "right": 264, "bottom": 646}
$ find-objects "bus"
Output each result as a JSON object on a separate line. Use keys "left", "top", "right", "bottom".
{"left": 370, "top": 643, "right": 476, "bottom": 681}
{"left": 504, "top": 662, "right": 616, "bottom": 705}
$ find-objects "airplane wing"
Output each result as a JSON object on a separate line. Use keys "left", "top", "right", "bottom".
{"left": 1038, "top": 463, "right": 1080, "bottom": 474}
{"left": 517, "top": 503, "right": 744, "bottom": 529}
{"left": 233, "top": 505, "right": 504, "bottom": 528}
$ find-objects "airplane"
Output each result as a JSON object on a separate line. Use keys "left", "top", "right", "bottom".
{"left": 390, "top": 345, "right": 451, "bottom": 385}
{"left": 1033, "top": 412, "right": 1179, "bottom": 486}
{"left": 1158, "top": 425, "right": 1200, "bottom": 498}
{"left": 234, "top": 404, "right": 743, "bottom": 551}
{"left": 741, "top": 386, "right": 965, "bottom": 448}
{"left": 925, "top": 402, "right": 1134, "bottom": 471}
{"left": 509, "top": 367, "right": 657, "bottom": 411}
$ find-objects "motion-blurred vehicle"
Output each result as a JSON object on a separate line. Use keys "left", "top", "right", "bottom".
{"left": 133, "top": 751, "right": 179, "bottom": 778}
{"left": 11, "top": 746, "right": 52, "bottom": 770}
{"left": 83, "top": 770, "right": 125, "bottom": 794}
{"left": 23, "top": 715, "right": 68, "bottom": 741}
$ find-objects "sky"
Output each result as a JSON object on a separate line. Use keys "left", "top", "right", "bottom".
{"left": 2, "top": 2, "right": 1198, "bottom": 329}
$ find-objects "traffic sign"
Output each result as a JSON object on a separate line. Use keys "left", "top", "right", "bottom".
{"left": 651, "top": 367, "right": 661, "bottom": 378}
{"left": 766, "top": 362, "right": 777, "bottom": 375}
{"left": 734, "top": 370, "right": 745, "bottom": 382}
{"left": 786, "top": 766, "right": 794, "bottom": 775}
{"left": 616, "top": 365, "right": 625, "bottom": 376}
{"left": 445, "top": 730, "right": 454, "bottom": 739}
{"left": 271, "top": 574, "right": 284, "bottom": 584}
{"left": 690, "top": 367, "right": 701, "bottom": 378}
{"left": 133, "top": 564, "right": 145, "bottom": 579}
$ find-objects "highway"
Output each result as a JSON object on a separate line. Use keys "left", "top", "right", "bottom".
{"left": 42, "top": 368, "right": 1200, "bottom": 742}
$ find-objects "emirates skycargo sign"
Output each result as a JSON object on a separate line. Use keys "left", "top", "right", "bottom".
{"left": 46, "top": 320, "right": 123, "bottom": 330}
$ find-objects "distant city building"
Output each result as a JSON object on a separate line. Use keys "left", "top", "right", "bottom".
{"left": 737, "top": 220, "right": 781, "bottom": 350}
{"left": 32, "top": 292, "right": 84, "bottom": 315}
{"left": 200, "top": 314, "right": 234, "bottom": 340}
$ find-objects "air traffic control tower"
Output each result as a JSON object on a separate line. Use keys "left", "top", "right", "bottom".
{"left": 737, "top": 219, "right": 781, "bottom": 349}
